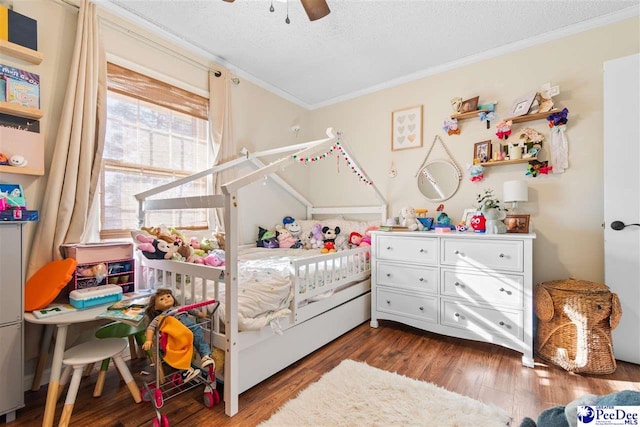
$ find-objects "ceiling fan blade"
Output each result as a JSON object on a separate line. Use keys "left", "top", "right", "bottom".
{"left": 300, "top": 0, "right": 330, "bottom": 21}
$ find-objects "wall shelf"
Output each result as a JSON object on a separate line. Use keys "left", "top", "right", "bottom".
{"left": 451, "top": 109, "right": 490, "bottom": 120}
{"left": 0, "top": 102, "right": 43, "bottom": 120}
{"left": 0, "top": 40, "right": 43, "bottom": 65}
{"left": 504, "top": 109, "right": 558, "bottom": 124}
{"left": 0, "top": 165, "right": 44, "bottom": 176}
{"left": 480, "top": 158, "right": 533, "bottom": 167}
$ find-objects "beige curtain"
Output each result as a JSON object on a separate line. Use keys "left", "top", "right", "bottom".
{"left": 27, "top": 0, "right": 106, "bottom": 278}
{"left": 209, "top": 69, "right": 235, "bottom": 230}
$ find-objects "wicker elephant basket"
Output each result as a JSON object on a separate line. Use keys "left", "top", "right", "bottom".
{"left": 534, "top": 278, "right": 622, "bottom": 374}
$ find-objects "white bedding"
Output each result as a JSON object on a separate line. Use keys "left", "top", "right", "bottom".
{"left": 148, "top": 246, "right": 365, "bottom": 332}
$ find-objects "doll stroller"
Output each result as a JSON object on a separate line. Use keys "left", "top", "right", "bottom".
{"left": 142, "top": 299, "right": 221, "bottom": 427}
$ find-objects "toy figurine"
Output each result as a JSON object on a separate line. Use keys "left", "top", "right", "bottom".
{"left": 143, "top": 288, "right": 214, "bottom": 382}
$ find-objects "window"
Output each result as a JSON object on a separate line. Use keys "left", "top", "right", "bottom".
{"left": 100, "top": 63, "right": 212, "bottom": 239}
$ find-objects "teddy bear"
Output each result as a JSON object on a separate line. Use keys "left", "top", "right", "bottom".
{"left": 400, "top": 207, "right": 422, "bottom": 231}
{"left": 321, "top": 226, "right": 341, "bottom": 253}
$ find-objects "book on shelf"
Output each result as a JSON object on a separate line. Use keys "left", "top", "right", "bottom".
{"left": 378, "top": 225, "right": 410, "bottom": 232}
{"left": 96, "top": 295, "right": 150, "bottom": 327}
{"left": 0, "top": 64, "right": 40, "bottom": 107}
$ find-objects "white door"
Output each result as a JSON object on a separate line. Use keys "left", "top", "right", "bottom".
{"left": 604, "top": 53, "right": 640, "bottom": 364}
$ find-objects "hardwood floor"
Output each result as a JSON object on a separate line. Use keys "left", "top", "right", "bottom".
{"left": 7, "top": 321, "right": 640, "bottom": 426}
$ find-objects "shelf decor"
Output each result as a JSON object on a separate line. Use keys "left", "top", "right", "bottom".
{"left": 509, "top": 92, "right": 537, "bottom": 117}
{"left": 391, "top": 105, "right": 423, "bottom": 151}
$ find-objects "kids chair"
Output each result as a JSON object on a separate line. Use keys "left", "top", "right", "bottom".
{"left": 93, "top": 322, "right": 154, "bottom": 397}
{"left": 58, "top": 337, "right": 141, "bottom": 427}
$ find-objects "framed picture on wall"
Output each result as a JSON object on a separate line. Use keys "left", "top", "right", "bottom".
{"left": 504, "top": 214, "right": 530, "bottom": 233}
{"left": 460, "top": 96, "right": 479, "bottom": 113}
{"left": 391, "top": 105, "right": 423, "bottom": 151}
{"left": 461, "top": 208, "right": 478, "bottom": 228}
{"left": 509, "top": 93, "right": 536, "bottom": 117}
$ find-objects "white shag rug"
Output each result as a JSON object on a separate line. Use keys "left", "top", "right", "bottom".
{"left": 260, "top": 359, "right": 511, "bottom": 427}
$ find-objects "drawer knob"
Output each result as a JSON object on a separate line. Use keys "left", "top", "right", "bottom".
{"left": 387, "top": 246, "right": 393, "bottom": 250}
{"left": 499, "top": 253, "right": 505, "bottom": 258}
{"left": 499, "top": 321, "right": 505, "bottom": 326}
{"left": 419, "top": 277, "right": 424, "bottom": 282}
{"left": 499, "top": 287, "right": 512, "bottom": 295}
{"left": 454, "top": 250, "right": 460, "bottom": 255}
{"left": 386, "top": 300, "right": 391, "bottom": 305}
{"left": 454, "top": 281, "right": 461, "bottom": 287}
{"left": 386, "top": 273, "right": 391, "bottom": 277}
{"left": 420, "top": 248, "right": 426, "bottom": 253}
{"left": 419, "top": 306, "right": 424, "bottom": 311}
{"left": 454, "top": 312, "right": 460, "bottom": 318}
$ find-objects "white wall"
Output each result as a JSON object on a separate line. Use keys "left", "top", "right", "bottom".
{"left": 308, "top": 17, "right": 640, "bottom": 287}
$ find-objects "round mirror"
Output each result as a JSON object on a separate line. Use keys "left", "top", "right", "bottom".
{"left": 417, "top": 160, "right": 461, "bottom": 202}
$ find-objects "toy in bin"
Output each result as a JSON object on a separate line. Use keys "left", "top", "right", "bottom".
{"left": 141, "top": 290, "right": 221, "bottom": 425}
{"left": 0, "top": 183, "right": 39, "bottom": 221}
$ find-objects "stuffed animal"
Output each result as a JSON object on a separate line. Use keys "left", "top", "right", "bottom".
{"left": 349, "top": 231, "right": 363, "bottom": 248}
{"left": 203, "top": 252, "right": 224, "bottom": 267}
{"left": 361, "top": 225, "right": 378, "bottom": 246}
{"left": 257, "top": 227, "right": 279, "bottom": 248}
{"left": 283, "top": 216, "right": 302, "bottom": 248}
{"left": 400, "top": 207, "right": 422, "bottom": 231}
{"left": 496, "top": 120, "right": 513, "bottom": 140}
{"left": 321, "top": 226, "right": 340, "bottom": 253}
{"left": 306, "top": 223, "right": 324, "bottom": 249}
{"left": 135, "top": 233, "right": 180, "bottom": 260}
{"left": 470, "top": 214, "right": 486, "bottom": 233}
{"left": 275, "top": 225, "right": 297, "bottom": 249}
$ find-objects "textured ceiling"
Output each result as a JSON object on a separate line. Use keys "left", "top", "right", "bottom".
{"left": 102, "top": 0, "right": 639, "bottom": 109}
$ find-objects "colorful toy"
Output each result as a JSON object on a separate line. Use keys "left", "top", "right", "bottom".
{"left": 275, "top": 225, "right": 297, "bottom": 249}
{"left": 547, "top": 107, "right": 569, "bottom": 127}
{"left": 349, "top": 231, "right": 363, "bottom": 248}
{"left": 456, "top": 221, "right": 468, "bottom": 232}
{"left": 495, "top": 120, "right": 513, "bottom": 140}
{"left": 527, "top": 160, "right": 552, "bottom": 177}
{"left": 470, "top": 214, "right": 486, "bottom": 233}
{"left": 0, "top": 152, "right": 8, "bottom": 165}
{"left": 361, "top": 225, "right": 378, "bottom": 246}
{"left": 282, "top": 216, "right": 302, "bottom": 248}
{"left": 321, "top": 226, "right": 341, "bottom": 253}
{"left": 307, "top": 223, "right": 324, "bottom": 249}
{"left": 442, "top": 118, "right": 460, "bottom": 136}
{"left": 143, "top": 289, "right": 215, "bottom": 381}
{"left": 135, "top": 233, "right": 179, "bottom": 260}
{"left": 469, "top": 162, "right": 484, "bottom": 182}
{"left": 256, "top": 227, "right": 279, "bottom": 248}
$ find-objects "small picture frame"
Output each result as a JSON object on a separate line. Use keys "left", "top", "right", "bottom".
{"left": 460, "top": 96, "right": 479, "bottom": 113}
{"left": 461, "top": 208, "right": 478, "bottom": 228}
{"left": 391, "top": 105, "right": 423, "bottom": 151}
{"left": 504, "top": 214, "right": 530, "bottom": 233}
{"left": 509, "top": 93, "right": 536, "bottom": 117}
{"left": 474, "top": 140, "right": 492, "bottom": 163}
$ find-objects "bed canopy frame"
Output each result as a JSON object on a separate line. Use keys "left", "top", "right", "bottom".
{"left": 134, "top": 128, "right": 388, "bottom": 415}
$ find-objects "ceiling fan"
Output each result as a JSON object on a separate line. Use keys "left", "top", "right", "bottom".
{"left": 222, "top": 0, "right": 331, "bottom": 22}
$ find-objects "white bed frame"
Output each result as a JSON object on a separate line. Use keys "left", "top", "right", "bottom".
{"left": 134, "top": 128, "right": 388, "bottom": 416}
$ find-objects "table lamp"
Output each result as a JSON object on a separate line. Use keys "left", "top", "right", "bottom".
{"left": 503, "top": 180, "right": 528, "bottom": 212}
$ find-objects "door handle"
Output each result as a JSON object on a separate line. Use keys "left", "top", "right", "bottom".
{"left": 611, "top": 221, "right": 640, "bottom": 230}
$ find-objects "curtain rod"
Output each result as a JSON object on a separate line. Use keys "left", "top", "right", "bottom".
{"left": 52, "top": 0, "right": 228, "bottom": 80}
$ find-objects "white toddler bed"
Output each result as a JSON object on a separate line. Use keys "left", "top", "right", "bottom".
{"left": 134, "top": 128, "right": 387, "bottom": 416}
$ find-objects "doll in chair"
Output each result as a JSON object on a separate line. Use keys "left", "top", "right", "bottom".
{"left": 142, "top": 288, "right": 214, "bottom": 382}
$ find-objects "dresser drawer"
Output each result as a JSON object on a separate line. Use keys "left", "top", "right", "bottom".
{"left": 440, "top": 238, "right": 523, "bottom": 272}
{"left": 441, "top": 268, "right": 523, "bottom": 308}
{"left": 377, "top": 288, "right": 437, "bottom": 323}
{"left": 377, "top": 262, "right": 438, "bottom": 293}
{"left": 376, "top": 235, "right": 437, "bottom": 264}
{"left": 441, "top": 299, "right": 523, "bottom": 340}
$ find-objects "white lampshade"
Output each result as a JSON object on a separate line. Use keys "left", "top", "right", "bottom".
{"left": 503, "top": 180, "right": 529, "bottom": 203}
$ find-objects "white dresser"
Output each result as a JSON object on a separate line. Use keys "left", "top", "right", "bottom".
{"left": 370, "top": 230, "right": 536, "bottom": 367}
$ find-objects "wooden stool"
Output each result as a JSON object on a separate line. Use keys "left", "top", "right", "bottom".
{"left": 58, "top": 338, "right": 141, "bottom": 427}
